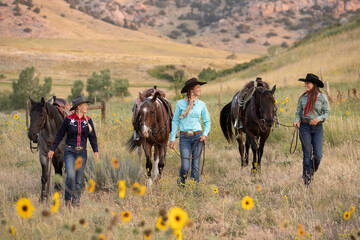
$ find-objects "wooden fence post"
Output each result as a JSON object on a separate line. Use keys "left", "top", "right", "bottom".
{"left": 26, "top": 99, "right": 30, "bottom": 129}
{"left": 326, "top": 81, "right": 330, "bottom": 95}
{"left": 94, "top": 96, "right": 97, "bottom": 105}
{"left": 218, "top": 83, "right": 222, "bottom": 111}
{"left": 101, "top": 101, "right": 106, "bottom": 123}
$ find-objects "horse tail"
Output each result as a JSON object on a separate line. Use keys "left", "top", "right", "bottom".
{"left": 126, "top": 135, "right": 138, "bottom": 153}
{"left": 220, "top": 101, "right": 234, "bottom": 143}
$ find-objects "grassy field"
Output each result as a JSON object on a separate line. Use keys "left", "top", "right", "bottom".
{"left": 0, "top": 81, "right": 359, "bottom": 239}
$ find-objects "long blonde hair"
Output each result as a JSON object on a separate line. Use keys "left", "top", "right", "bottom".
{"left": 76, "top": 107, "right": 92, "bottom": 133}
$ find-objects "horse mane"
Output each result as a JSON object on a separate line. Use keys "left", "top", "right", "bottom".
{"left": 44, "top": 102, "right": 65, "bottom": 126}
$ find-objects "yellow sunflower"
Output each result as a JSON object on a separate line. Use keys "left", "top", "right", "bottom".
{"left": 350, "top": 205, "right": 355, "bottom": 214}
{"left": 121, "top": 211, "right": 132, "bottom": 222}
{"left": 98, "top": 234, "right": 106, "bottom": 240}
{"left": 75, "top": 157, "right": 83, "bottom": 170}
{"left": 112, "top": 157, "right": 119, "bottom": 169}
{"left": 87, "top": 179, "right": 95, "bottom": 193}
{"left": 173, "top": 229, "right": 183, "bottom": 240}
{"left": 168, "top": 207, "right": 188, "bottom": 230}
{"left": 16, "top": 197, "right": 35, "bottom": 219}
{"left": 14, "top": 114, "right": 19, "bottom": 119}
{"left": 285, "top": 97, "right": 288, "bottom": 102}
{"left": 143, "top": 229, "right": 152, "bottom": 240}
{"left": 256, "top": 185, "right": 261, "bottom": 192}
{"left": 241, "top": 196, "right": 254, "bottom": 210}
{"left": 343, "top": 211, "right": 351, "bottom": 220}
{"left": 213, "top": 188, "right": 219, "bottom": 194}
{"left": 131, "top": 182, "right": 146, "bottom": 196}
{"left": 279, "top": 108, "right": 283, "bottom": 113}
{"left": 156, "top": 216, "right": 168, "bottom": 231}
{"left": 53, "top": 192, "right": 60, "bottom": 200}
{"left": 51, "top": 198, "right": 60, "bottom": 213}
{"left": 118, "top": 180, "right": 126, "bottom": 199}
{"left": 297, "top": 224, "right": 305, "bottom": 236}
{"left": 9, "top": 226, "right": 15, "bottom": 235}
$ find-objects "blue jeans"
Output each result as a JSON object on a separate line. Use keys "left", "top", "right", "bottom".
{"left": 299, "top": 122, "right": 323, "bottom": 184}
{"left": 64, "top": 146, "right": 87, "bottom": 204}
{"left": 179, "top": 132, "right": 203, "bottom": 185}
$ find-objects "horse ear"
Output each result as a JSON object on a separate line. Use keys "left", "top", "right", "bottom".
{"left": 139, "top": 92, "right": 144, "bottom": 102}
{"left": 152, "top": 91, "right": 160, "bottom": 102}
{"left": 271, "top": 85, "right": 276, "bottom": 95}
{"left": 29, "top": 97, "right": 35, "bottom": 105}
{"left": 41, "top": 97, "right": 45, "bottom": 106}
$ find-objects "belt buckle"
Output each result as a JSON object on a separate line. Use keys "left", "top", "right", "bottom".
{"left": 186, "top": 131, "right": 194, "bottom": 137}
{"left": 75, "top": 146, "right": 83, "bottom": 151}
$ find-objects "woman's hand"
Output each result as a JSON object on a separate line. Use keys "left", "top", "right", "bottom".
{"left": 94, "top": 152, "right": 99, "bottom": 161}
{"left": 310, "top": 118, "right": 319, "bottom": 126}
{"left": 199, "top": 135, "right": 207, "bottom": 142}
{"left": 48, "top": 150, "right": 54, "bottom": 159}
{"left": 293, "top": 122, "right": 300, "bottom": 128}
{"left": 169, "top": 141, "right": 175, "bottom": 149}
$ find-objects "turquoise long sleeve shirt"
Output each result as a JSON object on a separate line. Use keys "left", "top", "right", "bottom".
{"left": 170, "top": 99, "right": 211, "bottom": 141}
{"left": 294, "top": 92, "right": 331, "bottom": 123}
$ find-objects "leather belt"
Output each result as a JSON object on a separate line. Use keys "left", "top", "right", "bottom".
{"left": 180, "top": 131, "right": 202, "bottom": 136}
{"left": 301, "top": 119, "right": 324, "bottom": 125}
{"left": 67, "top": 145, "right": 86, "bottom": 151}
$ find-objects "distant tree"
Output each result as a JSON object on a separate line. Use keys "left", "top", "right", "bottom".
{"left": 11, "top": 67, "right": 52, "bottom": 109}
{"left": 0, "top": 90, "right": 12, "bottom": 112}
{"left": 113, "top": 78, "right": 130, "bottom": 97}
{"left": 246, "top": 37, "right": 256, "bottom": 43}
{"left": 86, "top": 69, "right": 112, "bottom": 102}
{"left": 23, "top": 27, "right": 32, "bottom": 33}
{"left": 198, "top": 67, "right": 217, "bottom": 82}
{"left": 170, "top": 70, "right": 186, "bottom": 99}
{"left": 33, "top": 7, "right": 40, "bottom": 13}
{"left": 68, "top": 80, "right": 84, "bottom": 102}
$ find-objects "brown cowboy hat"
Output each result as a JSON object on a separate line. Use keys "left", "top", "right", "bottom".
{"left": 181, "top": 78, "right": 207, "bottom": 93}
{"left": 70, "top": 95, "right": 90, "bottom": 111}
{"left": 298, "top": 73, "right": 324, "bottom": 88}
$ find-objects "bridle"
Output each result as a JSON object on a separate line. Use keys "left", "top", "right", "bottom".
{"left": 252, "top": 89, "right": 277, "bottom": 132}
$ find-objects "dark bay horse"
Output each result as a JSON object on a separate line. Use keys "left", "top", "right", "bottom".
{"left": 127, "top": 90, "right": 172, "bottom": 185}
{"left": 220, "top": 80, "right": 276, "bottom": 172}
{"left": 28, "top": 97, "right": 69, "bottom": 201}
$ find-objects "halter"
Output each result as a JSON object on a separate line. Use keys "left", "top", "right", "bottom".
{"left": 252, "top": 88, "right": 277, "bottom": 132}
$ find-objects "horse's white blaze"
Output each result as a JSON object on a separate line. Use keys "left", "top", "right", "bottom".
{"left": 153, "top": 156, "right": 159, "bottom": 181}
{"left": 142, "top": 125, "right": 149, "bottom": 138}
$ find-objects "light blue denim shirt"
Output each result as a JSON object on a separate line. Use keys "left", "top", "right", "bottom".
{"left": 294, "top": 92, "right": 330, "bottom": 123}
{"left": 170, "top": 99, "right": 211, "bottom": 141}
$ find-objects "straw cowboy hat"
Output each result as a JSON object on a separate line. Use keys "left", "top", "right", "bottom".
{"left": 70, "top": 95, "right": 90, "bottom": 111}
{"left": 181, "top": 78, "right": 207, "bottom": 93}
{"left": 298, "top": 73, "right": 324, "bottom": 88}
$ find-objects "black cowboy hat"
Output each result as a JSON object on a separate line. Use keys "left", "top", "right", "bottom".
{"left": 70, "top": 95, "right": 90, "bottom": 111}
{"left": 181, "top": 78, "right": 207, "bottom": 93}
{"left": 298, "top": 73, "right": 324, "bottom": 88}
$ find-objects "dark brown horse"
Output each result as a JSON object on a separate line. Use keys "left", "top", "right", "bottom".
{"left": 27, "top": 97, "right": 69, "bottom": 201}
{"left": 127, "top": 90, "right": 172, "bottom": 185}
{"left": 220, "top": 80, "right": 276, "bottom": 172}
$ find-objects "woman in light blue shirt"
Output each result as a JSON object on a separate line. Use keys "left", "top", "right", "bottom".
{"left": 169, "top": 78, "right": 211, "bottom": 186}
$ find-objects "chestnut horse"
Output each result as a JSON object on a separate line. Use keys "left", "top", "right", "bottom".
{"left": 220, "top": 80, "right": 276, "bottom": 172}
{"left": 127, "top": 90, "right": 172, "bottom": 184}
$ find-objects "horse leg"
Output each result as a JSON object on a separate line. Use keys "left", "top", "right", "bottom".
{"left": 143, "top": 142, "right": 153, "bottom": 188}
{"left": 236, "top": 133, "right": 245, "bottom": 167}
{"left": 158, "top": 144, "right": 166, "bottom": 179}
{"left": 137, "top": 146, "right": 143, "bottom": 169}
{"left": 258, "top": 131, "right": 270, "bottom": 173}
{"left": 153, "top": 145, "right": 160, "bottom": 182}
{"left": 247, "top": 135, "right": 259, "bottom": 173}
{"left": 245, "top": 138, "right": 250, "bottom": 166}
{"left": 39, "top": 151, "right": 49, "bottom": 201}
{"left": 53, "top": 153, "right": 63, "bottom": 191}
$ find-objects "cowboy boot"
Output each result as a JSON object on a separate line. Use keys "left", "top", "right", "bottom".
{"left": 314, "top": 159, "right": 321, "bottom": 173}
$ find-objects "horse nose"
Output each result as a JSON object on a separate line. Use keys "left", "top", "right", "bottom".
{"left": 265, "top": 119, "right": 273, "bottom": 127}
{"left": 28, "top": 131, "right": 37, "bottom": 141}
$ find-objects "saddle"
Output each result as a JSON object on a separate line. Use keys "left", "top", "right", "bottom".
{"left": 232, "top": 78, "right": 269, "bottom": 129}
{"left": 48, "top": 96, "right": 71, "bottom": 118}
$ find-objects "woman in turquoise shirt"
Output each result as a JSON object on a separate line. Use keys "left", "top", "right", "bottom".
{"left": 169, "top": 78, "right": 211, "bottom": 187}
{"left": 294, "top": 73, "right": 330, "bottom": 186}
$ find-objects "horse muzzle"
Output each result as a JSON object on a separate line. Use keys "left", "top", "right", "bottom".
{"left": 28, "top": 131, "right": 38, "bottom": 142}
{"left": 142, "top": 125, "right": 151, "bottom": 138}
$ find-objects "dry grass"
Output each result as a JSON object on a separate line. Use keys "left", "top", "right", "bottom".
{"left": 0, "top": 83, "right": 359, "bottom": 239}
